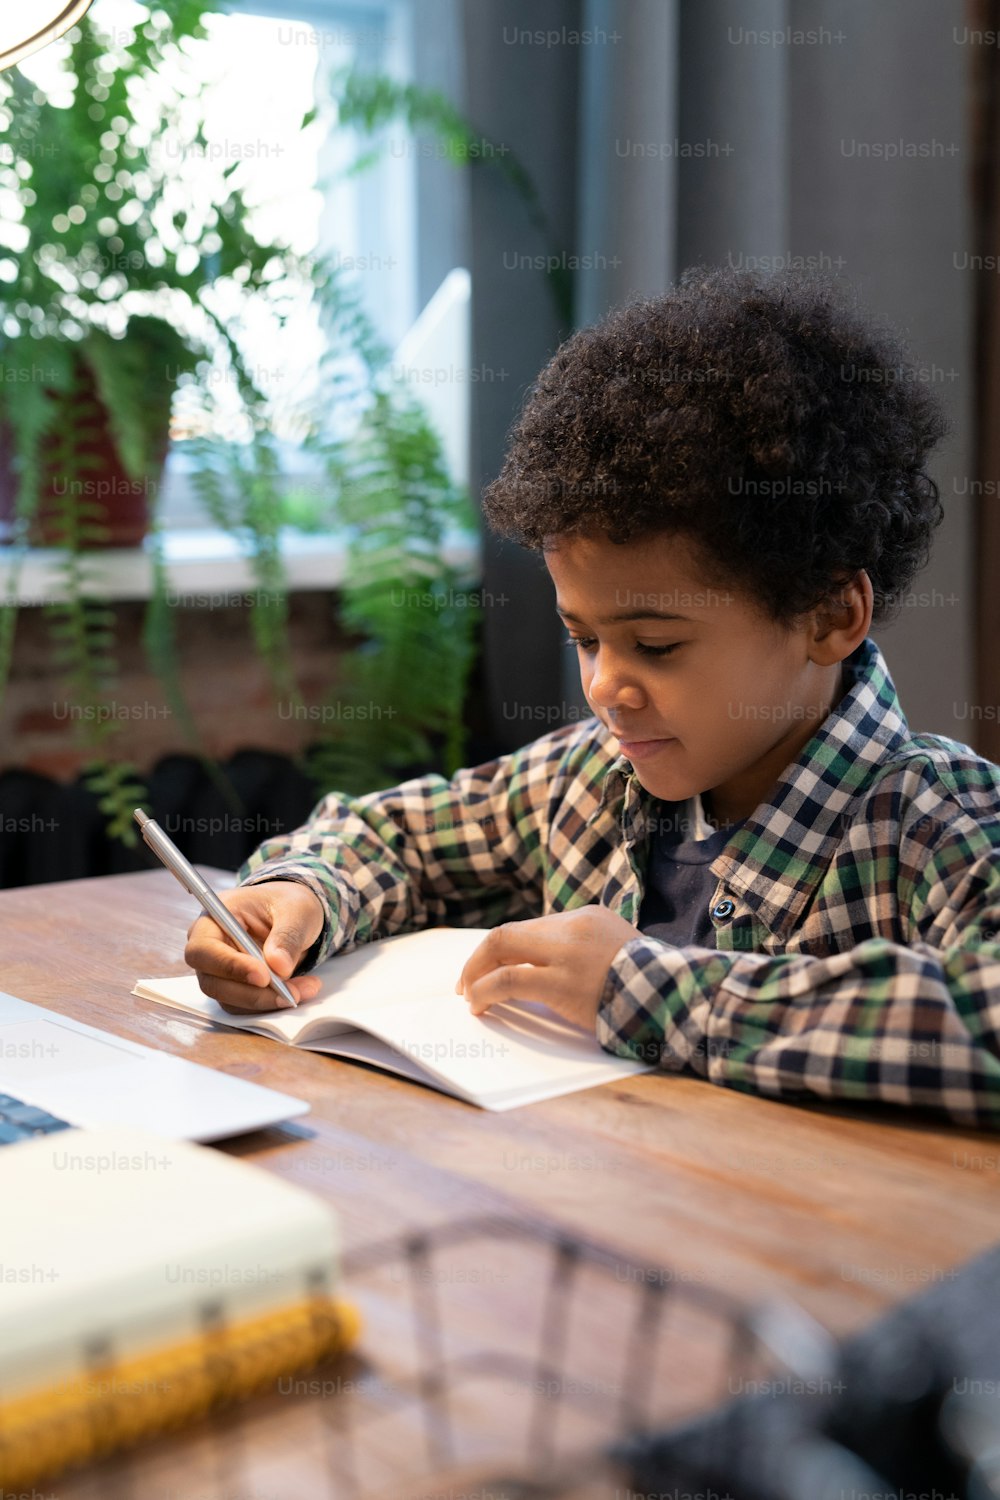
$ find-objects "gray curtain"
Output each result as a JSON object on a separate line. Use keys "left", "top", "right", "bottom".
{"left": 430, "top": 0, "right": 972, "bottom": 751}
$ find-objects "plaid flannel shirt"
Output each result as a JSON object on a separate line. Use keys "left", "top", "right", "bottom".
{"left": 237, "top": 636, "right": 1000, "bottom": 1127}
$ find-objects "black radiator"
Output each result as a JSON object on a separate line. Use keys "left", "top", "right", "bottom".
{"left": 1, "top": 728, "right": 503, "bottom": 889}
{"left": 0, "top": 750, "right": 321, "bottom": 886}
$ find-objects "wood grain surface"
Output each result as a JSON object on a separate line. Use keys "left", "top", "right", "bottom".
{"left": 1, "top": 867, "right": 998, "bottom": 1499}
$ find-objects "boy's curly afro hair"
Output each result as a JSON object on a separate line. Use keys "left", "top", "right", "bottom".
{"left": 481, "top": 264, "right": 949, "bottom": 625}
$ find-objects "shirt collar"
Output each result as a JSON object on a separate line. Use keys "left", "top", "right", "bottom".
{"left": 588, "top": 636, "right": 912, "bottom": 939}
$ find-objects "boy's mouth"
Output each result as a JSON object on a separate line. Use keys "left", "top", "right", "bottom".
{"left": 615, "top": 734, "right": 676, "bottom": 761}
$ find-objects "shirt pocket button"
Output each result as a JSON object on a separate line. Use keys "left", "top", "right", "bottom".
{"left": 711, "top": 898, "right": 736, "bottom": 920}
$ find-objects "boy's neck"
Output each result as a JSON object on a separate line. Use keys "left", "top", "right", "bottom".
{"left": 698, "top": 790, "right": 745, "bottom": 833}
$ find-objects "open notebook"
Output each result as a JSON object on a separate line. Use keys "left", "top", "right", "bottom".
{"left": 133, "top": 927, "right": 653, "bottom": 1111}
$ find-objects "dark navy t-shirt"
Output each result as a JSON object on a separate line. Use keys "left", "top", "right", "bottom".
{"left": 638, "top": 797, "right": 747, "bottom": 949}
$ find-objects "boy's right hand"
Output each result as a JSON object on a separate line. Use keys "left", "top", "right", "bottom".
{"left": 183, "top": 881, "right": 327, "bottom": 1013}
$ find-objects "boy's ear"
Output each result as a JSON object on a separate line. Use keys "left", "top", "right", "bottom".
{"left": 810, "top": 570, "right": 874, "bottom": 662}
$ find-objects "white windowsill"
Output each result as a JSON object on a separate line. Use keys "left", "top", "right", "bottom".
{"left": 0, "top": 526, "right": 482, "bottom": 607}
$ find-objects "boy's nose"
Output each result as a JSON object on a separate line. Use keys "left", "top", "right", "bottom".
{"left": 587, "top": 662, "right": 645, "bottom": 710}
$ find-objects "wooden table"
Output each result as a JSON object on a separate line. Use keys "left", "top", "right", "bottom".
{"left": 1, "top": 868, "right": 998, "bottom": 1499}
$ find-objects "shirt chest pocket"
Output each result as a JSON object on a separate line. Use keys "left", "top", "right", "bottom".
{"left": 706, "top": 887, "right": 780, "bottom": 953}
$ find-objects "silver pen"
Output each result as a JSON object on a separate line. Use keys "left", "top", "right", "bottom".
{"left": 133, "top": 808, "right": 298, "bottom": 1007}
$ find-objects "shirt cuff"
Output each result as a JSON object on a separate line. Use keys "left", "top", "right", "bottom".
{"left": 595, "top": 934, "right": 734, "bottom": 1072}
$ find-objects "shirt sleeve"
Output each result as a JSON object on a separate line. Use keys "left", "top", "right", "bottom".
{"left": 233, "top": 727, "right": 579, "bottom": 971}
{"left": 595, "top": 828, "right": 1000, "bottom": 1129}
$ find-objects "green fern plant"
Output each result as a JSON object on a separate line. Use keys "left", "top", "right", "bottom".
{"left": 303, "top": 390, "right": 480, "bottom": 796}
{"left": 0, "top": 4, "right": 315, "bottom": 844}
{"left": 1, "top": 329, "right": 198, "bottom": 841}
{"left": 0, "top": 26, "right": 546, "bottom": 850}
{"left": 179, "top": 432, "right": 302, "bottom": 705}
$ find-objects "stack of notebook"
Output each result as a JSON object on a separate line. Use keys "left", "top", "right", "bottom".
{"left": 0, "top": 1125, "right": 359, "bottom": 1489}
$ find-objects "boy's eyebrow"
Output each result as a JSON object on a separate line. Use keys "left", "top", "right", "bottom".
{"left": 555, "top": 604, "right": 695, "bottom": 624}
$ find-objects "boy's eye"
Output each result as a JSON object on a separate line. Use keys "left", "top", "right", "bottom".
{"left": 563, "top": 636, "right": 682, "bottom": 658}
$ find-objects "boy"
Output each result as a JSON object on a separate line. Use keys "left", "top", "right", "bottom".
{"left": 185, "top": 266, "right": 1000, "bottom": 1127}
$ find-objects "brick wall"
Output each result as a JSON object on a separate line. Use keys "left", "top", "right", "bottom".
{"left": 2, "top": 586, "right": 496, "bottom": 884}
{"left": 3, "top": 591, "right": 444, "bottom": 781}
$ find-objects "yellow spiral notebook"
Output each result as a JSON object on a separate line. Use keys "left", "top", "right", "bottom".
{"left": 0, "top": 1126, "right": 360, "bottom": 1490}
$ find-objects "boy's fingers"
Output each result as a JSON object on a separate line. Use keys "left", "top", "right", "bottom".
{"left": 185, "top": 914, "right": 271, "bottom": 985}
{"left": 462, "top": 961, "right": 563, "bottom": 1018}
{"left": 256, "top": 884, "right": 325, "bottom": 970}
{"left": 264, "top": 925, "right": 313, "bottom": 975}
{"left": 200, "top": 971, "right": 323, "bottom": 1014}
{"left": 186, "top": 905, "right": 266, "bottom": 945}
{"left": 455, "top": 919, "right": 557, "bottom": 996}
{"left": 183, "top": 884, "right": 324, "bottom": 990}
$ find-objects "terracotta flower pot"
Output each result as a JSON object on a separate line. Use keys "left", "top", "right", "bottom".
{"left": 0, "top": 356, "right": 170, "bottom": 549}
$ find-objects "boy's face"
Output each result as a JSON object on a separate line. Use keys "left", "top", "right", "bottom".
{"left": 544, "top": 529, "right": 850, "bottom": 825}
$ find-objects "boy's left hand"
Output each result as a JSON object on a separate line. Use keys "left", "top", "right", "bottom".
{"left": 455, "top": 906, "right": 638, "bottom": 1033}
